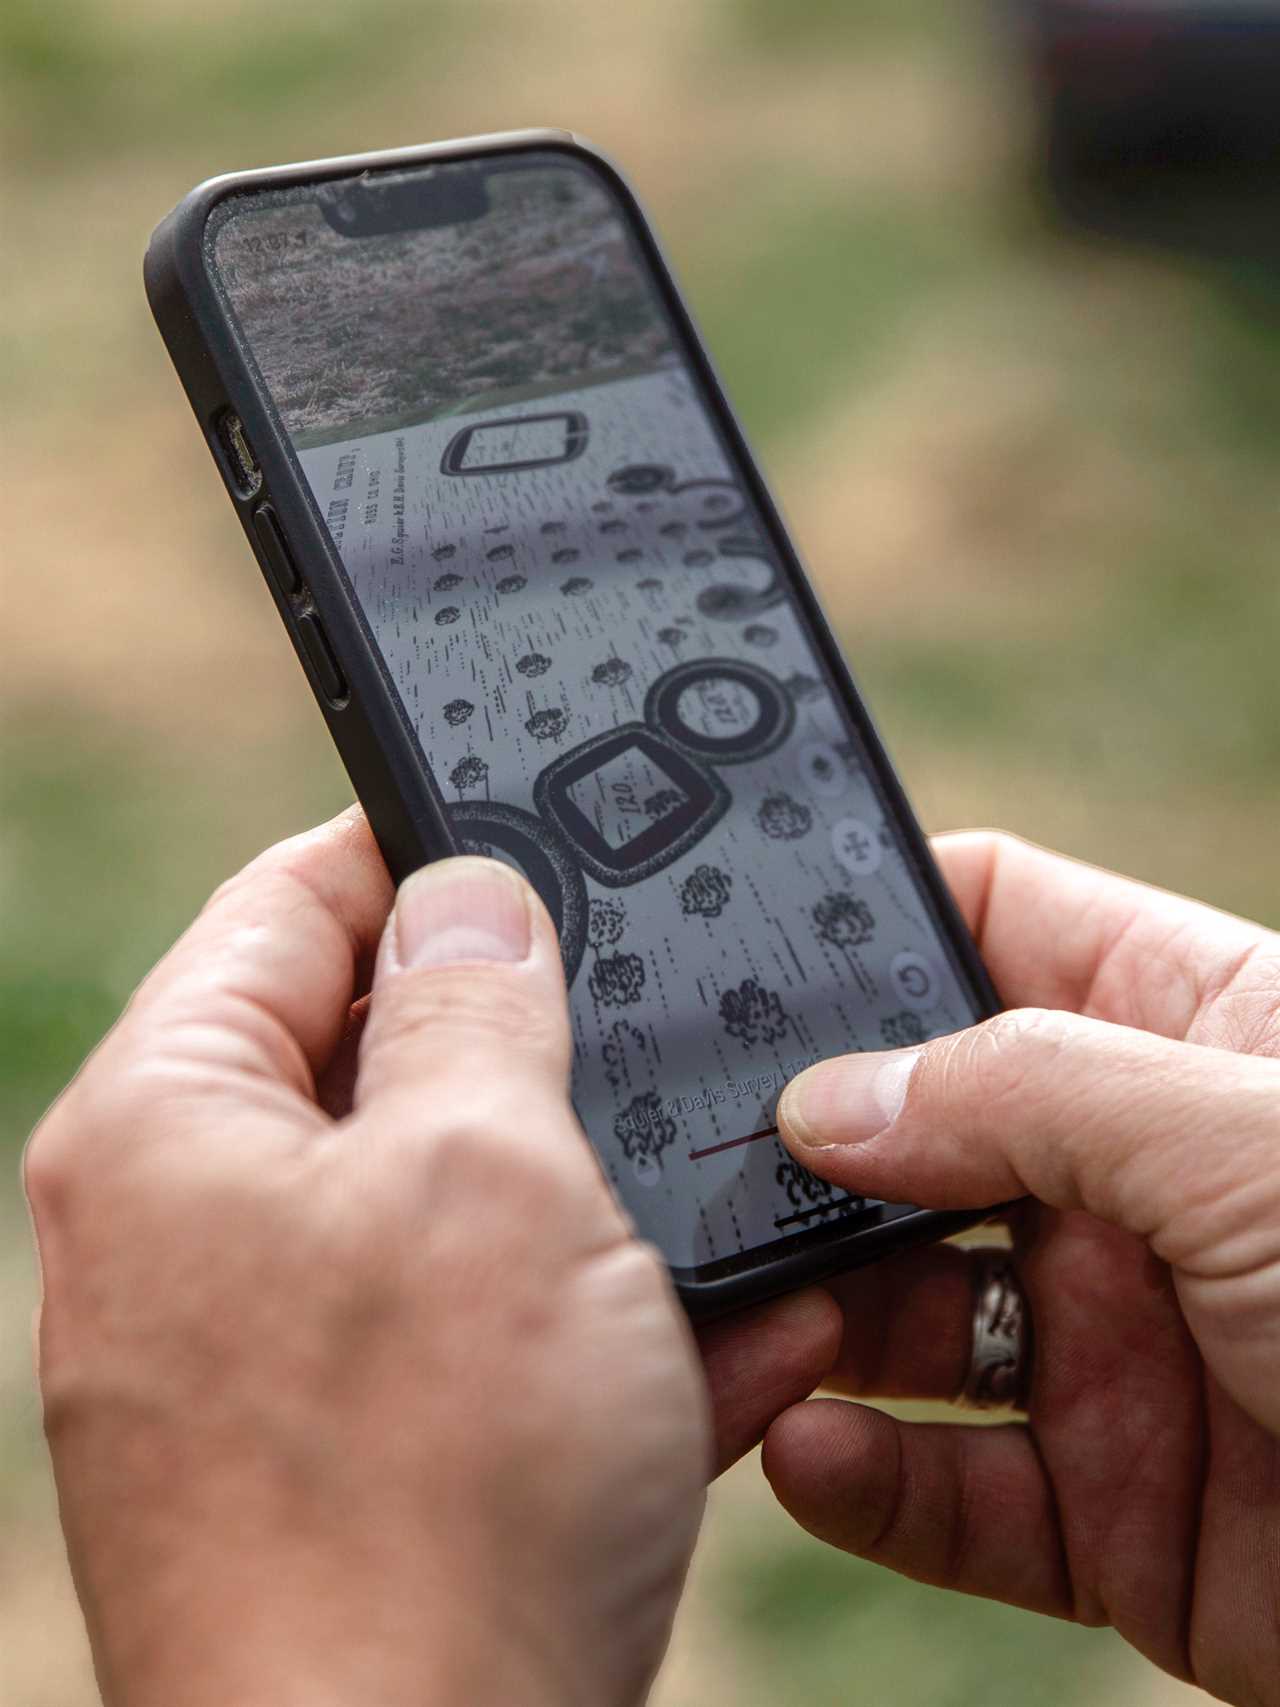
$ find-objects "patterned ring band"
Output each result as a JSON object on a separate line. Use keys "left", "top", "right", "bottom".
{"left": 956, "top": 1253, "right": 1032, "bottom": 1411}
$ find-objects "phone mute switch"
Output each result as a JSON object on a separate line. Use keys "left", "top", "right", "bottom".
{"left": 296, "top": 612, "right": 348, "bottom": 706}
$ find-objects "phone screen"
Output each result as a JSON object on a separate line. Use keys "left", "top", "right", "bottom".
{"left": 207, "top": 151, "right": 985, "bottom": 1277}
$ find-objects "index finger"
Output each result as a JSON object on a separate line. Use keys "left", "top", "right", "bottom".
{"left": 116, "top": 807, "right": 395, "bottom": 1100}
{"left": 933, "top": 830, "right": 1272, "bottom": 1042}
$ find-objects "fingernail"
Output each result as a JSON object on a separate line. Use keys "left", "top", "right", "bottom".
{"left": 394, "top": 857, "right": 531, "bottom": 969}
{"left": 779, "top": 1050, "right": 919, "bottom": 1149}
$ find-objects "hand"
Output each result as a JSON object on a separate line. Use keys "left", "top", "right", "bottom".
{"left": 770, "top": 831, "right": 1280, "bottom": 1707}
{"left": 26, "top": 810, "right": 836, "bottom": 1707}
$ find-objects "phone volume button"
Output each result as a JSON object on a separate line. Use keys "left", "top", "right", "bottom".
{"left": 253, "top": 503, "right": 303, "bottom": 599}
{"left": 295, "top": 611, "right": 348, "bottom": 707}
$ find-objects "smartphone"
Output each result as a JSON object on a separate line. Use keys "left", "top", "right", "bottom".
{"left": 146, "top": 131, "right": 1001, "bottom": 1319}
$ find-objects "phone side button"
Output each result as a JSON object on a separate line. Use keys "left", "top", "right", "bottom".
{"left": 253, "top": 504, "right": 303, "bottom": 599}
{"left": 295, "top": 611, "right": 348, "bottom": 706}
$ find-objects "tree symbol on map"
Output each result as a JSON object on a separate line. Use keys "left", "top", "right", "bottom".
{"left": 758, "top": 793, "right": 813, "bottom": 841}
{"left": 679, "top": 863, "right": 732, "bottom": 919}
{"left": 526, "top": 708, "right": 569, "bottom": 741}
{"left": 589, "top": 951, "right": 646, "bottom": 1008}
{"left": 449, "top": 755, "right": 488, "bottom": 792}
{"left": 719, "top": 977, "right": 790, "bottom": 1047}
{"left": 783, "top": 672, "right": 824, "bottom": 702}
{"left": 644, "top": 787, "right": 684, "bottom": 821}
{"left": 588, "top": 897, "right": 627, "bottom": 949}
{"left": 613, "top": 1091, "right": 677, "bottom": 1169}
{"left": 881, "top": 1012, "right": 927, "bottom": 1049}
{"left": 776, "top": 1153, "right": 838, "bottom": 1210}
{"left": 443, "top": 699, "right": 474, "bottom": 727}
{"left": 591, "top": 657, "right": 633, "bottom": 688}
{"left": 607, "top": 463, "right": 674, "bottom": 495}
{"left": 813, "top": 892, "right": 876, "bottom": 950}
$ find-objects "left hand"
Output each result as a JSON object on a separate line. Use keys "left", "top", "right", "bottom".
{"left": 25, "top": 808, "right": 836, "bottom": 1707}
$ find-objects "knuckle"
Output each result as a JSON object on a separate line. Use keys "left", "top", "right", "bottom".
{"left": 22, "top": 1059, "right": 135, "bottom": 1220}
{"left": 23, "top": 1106, "right": 77, "bottom": 1222}
{"left": 983, "top": 1005, "right": 1076, "bottom": 1057}
{"left": 938, "top": 1435, "right": 980, "bottom": 1591}
{"left": 286, "top": 1178, "right": 413, "bottom": 1331}
{"left": 422, "top": 1109, "right": 579, "bottom": 1204}
{"left": 859, "top": 1413, "right": 909, "bottom": 1556}
{"left": 357, "top": 1093, "right": 612, "bottom": 1253}
{"left": 366, "top": 967, "right": 568, "bottom": 1081}
{"left": 938, "top": 1008, "right": 1074, "bottom": 1113}
{"left": 79, "top": 1048, "right": 173, "bottom": 1139}
{"left": 581, "top": 1236, "right": 671, "bottom": 1309}
{"left": 414, "top": 1111, "right": 517, "bottom": 1181}
{"left": 964, "top": 827, "right": 1028, "bottom": 862}
{"left": 195, "top": 852, "right": 282, "bottom": 924}
{"left": 197, "top": 837, "right": 335, "bottom": 936}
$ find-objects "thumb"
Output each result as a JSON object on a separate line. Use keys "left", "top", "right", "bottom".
{"left": 354, "top": 856, "right": 572, "bottom": 1126}
{"left": 776, "top": 1008, "right": 1276, "bottom": 1251}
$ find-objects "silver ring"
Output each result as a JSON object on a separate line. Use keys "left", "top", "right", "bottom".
{"left": 956, "top": 1253, "right": 1032, "bottom": 1411}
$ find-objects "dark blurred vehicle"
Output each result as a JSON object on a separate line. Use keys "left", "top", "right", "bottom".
{"left": 1016, "top": 0, "right": 1280, "bottom": 255}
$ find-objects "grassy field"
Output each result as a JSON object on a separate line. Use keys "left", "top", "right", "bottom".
{"left": 3, "top": 1, "right": 1276, "bottom": 1701}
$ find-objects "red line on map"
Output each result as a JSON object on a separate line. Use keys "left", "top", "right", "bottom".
{"left": 688, "top": 1125, "right": 779, "bottom": 1163}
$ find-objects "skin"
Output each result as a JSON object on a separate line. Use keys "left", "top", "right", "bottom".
{"left": 27, "top": 815, "right": 1280, "bottom": 1704}
{"left": 25, "top": 809, "right": 839, "bottom": 1707}
{"left": 773, "top": 830, "right": 1280, "bottom": 1707}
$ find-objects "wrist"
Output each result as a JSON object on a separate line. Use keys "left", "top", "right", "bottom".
{"left": 74, "top": 1509, "right": 617, "bottom": 1707}
{"left": 92, "top": 1582, "right": 580, "bottom": 1707}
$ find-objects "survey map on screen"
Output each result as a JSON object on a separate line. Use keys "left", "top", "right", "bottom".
{"left": 211, "top": 155, "right": 980, "bottom": 1271}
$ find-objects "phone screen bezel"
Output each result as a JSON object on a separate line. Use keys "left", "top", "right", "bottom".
{"left": 155, "top": 132, "right": 1003, "bottom": 1317}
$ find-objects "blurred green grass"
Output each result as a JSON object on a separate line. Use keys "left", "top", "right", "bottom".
{"left": 2, "top": 1, "right": 1275, "bottom": 1702}
{"left": 0, "top": 722, "right": 349, "bottom": 1143}
{"left": 0, "top": 0, "right": 470, "bottom": 160}
{"left": 732, "top": 0, "right": 962, "bottom": 52}
{"left": 691, "top": 188, "right": 991, "bottom": 439}
{"left": 721, "top": 1528, "right": 1119, "bottom": 1707}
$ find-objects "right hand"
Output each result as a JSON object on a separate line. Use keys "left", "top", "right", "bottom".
{"left": 767, "top": 832, "right": 1280, "bottom": 1707}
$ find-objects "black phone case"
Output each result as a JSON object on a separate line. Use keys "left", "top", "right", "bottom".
{"left": 145, "top": 129, "right": 1004, "bottom": 1321}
